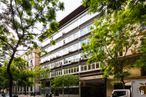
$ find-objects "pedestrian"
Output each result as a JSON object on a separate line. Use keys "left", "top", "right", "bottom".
{"left": 46, "top": 93, "right": 49, "bottom": 97}
{"left": 49, "top": 92, "right": 52, "bottom": 97}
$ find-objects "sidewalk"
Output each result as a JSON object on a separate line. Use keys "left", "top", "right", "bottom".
{"left": 18, "top": 95, "right": 45, "bottom": 97}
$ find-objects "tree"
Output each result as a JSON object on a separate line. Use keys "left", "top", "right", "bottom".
{"left": 0, "top": 65, "right": 9, "bottom": 90}
{"left": 33, "top": 65, "right": 50, "bottom": 81}
{"left": 33, "top": 65, "right": 50, "bottom": 95}
{"left": 82, "top": 0, "right": 146, "bottom": 85}
{"left": 51, "top": 75, "right": 79, "bottom": 96}
{"left": 0, "top": 0, "right": 64, "bottom": 97}
{"left": 11, "top": 57, "right": 34, "bottom": 95}
{"left": 82, "top": 0, "right": 129, "bottom": 13}
{"left": 0, "top": 57, "right": 48, "bottom": 94}
{"left": 0, "top": 57, "right": 33, "bottom": 93}
{"left": 134, "top": 32, "right": 146, "bottom": 71}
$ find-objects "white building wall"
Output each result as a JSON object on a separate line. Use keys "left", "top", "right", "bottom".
{"left": 41, "top": 11, "right": 101, "bottom": 78}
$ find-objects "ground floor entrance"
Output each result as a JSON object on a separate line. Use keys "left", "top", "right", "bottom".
{"left": 81, "top": 79, "right": 106, "bottom": 97}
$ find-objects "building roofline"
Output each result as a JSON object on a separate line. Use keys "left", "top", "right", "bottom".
{"left": 39, "top": 5, "right": 88, "bottom": 40}
{"left": 59, "top": 5, "right": 88, "bottom": 28}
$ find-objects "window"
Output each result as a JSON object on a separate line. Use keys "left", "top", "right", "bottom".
{"left": 84, "top": 66, "right": 87, "bottom": 70}
{"left": 71, "top": 68, "right": 74, "bottom": 73}
{"left": 63, "top": 40, "right": 65, "bottom": 44}
{"left": 69, "top": 69, "right": 71, "bottom": 73}
{"left": 81, "top": 39, "right": 89, "bottom": 45}
{"left": 80, "top": 25, "right": 91, "bottom": 36}
{"left": 81, "top": 65, "right": 87, "bottom": 71}
{"left": 88, "top": 65, "right": 91, "bottom": 70}
{"left": 96, "top": 63, "right": 99, "bottom": 68}
{"left": 141, "top": 67, "right": 146, "bottom": 76}
{"left": 30, "top": 60, "right": 33, "bottom": 66}
{"left": 66, "top": 69, "right": 68, "bottom": 74}
{"left": 64, "top": 69, "right": 67, "bottom": 74}
{"left": 59, "top": 70, "right": 62, "bottom": 75}
{"left": 81, "top": 66, "right": 84, "bottom": 71}
{"left": 27, "top": 87, "right": 29, "bottom": 91}
{"left": 74, "top": 67, "right": 77, "bottom": 72}
{"left": 91, "top": 64, "right": 95, "bottom": 69}
{"left": 30, "top": 86, "right": 33, "bottom": 91}
{"left": 51, "top": 71, "right": 55, "bottom": 77}
{"left": 74, "top": 67, "right": 79, "bottom": 73}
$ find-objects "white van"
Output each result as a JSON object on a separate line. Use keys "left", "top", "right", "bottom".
{"left": 112, "top": 80, "right": 146, "bottom": 97}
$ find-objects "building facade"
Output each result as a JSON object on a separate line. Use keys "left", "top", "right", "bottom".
{"left": 40, "top": 6, "right": 106, "bottom": 97}
{"left": 40, "top": 5, "right": 146, "bottom": 97}
{"left": 14, "top": 49, "right": 40, "bottom": 95}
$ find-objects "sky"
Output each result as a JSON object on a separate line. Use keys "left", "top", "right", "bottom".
{"left": 56, "top": 0, "right": 82, "bottom": 21}
{"left": 0, "top": 0, "right": 83, "bottom": 55}
{"left": 32, "top": 0, "right": 82, "bottom": 35}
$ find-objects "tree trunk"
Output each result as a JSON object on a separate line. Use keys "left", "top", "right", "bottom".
{"left": 7, "top": 58, "right": 14, "bottom": 97}
{"left": 62, "top": 87, "right": 64, "bottom": 97}
{"left": 104, "top": 77, "right": 107, "bottom": 97}
{"left": 7, "top": 50, "right": 16, "bottom": 97}
{"left": 68, "top": 86, "right": 70, "bottom": 97}
{"left": 121, "top": 76, "right": 125, "bottom": 89}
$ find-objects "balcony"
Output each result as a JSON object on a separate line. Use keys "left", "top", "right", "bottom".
{"left": 41, "top": 31, "right": 90, "bottom": 58}
{"left": 46, "top": 62, "right": 101, "bottom": 78}
{"left": 41, "top": 48, "right": 82, "bottom": 64}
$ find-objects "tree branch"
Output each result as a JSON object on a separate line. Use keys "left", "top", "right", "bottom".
{"left": 0, "top": 37, "right": 14, "bottom": 50}
{"left": 10, "top": 0, "right": 20, "bottom": 39}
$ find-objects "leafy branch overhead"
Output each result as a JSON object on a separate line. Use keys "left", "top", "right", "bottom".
{"left": 0, "top": 0, "right": 64, "bottom": 49}
{"left": 82, "top": 0, "right": 146, "bottom": 83}
{"left": 0, "top": 0, "right": 64, "bottom": 97}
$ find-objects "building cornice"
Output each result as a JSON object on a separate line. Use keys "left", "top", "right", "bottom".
{"left": 59, "top": 5, "right": 88, "bottom": 28}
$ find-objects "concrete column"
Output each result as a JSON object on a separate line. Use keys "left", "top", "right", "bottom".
{"left": 79, "top": 65, "right": 81, "bottom": 72}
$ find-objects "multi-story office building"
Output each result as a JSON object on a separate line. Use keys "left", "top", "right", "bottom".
{"left": 40, "top": 6, "right": 106, "bottom": 97}
{"left": 40, "top": 4, "right": 146, "bottom": 97}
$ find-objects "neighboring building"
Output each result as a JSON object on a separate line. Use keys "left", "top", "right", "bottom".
{"left": 14, "top": 49, "right": 40, "bottom": 95}
{"left": 40, "top": 6, "right": 106, "bottom": 97}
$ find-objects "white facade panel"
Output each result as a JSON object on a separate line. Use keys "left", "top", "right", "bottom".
{"left": 40, "top": 9, "right": 101, "bottom": 78}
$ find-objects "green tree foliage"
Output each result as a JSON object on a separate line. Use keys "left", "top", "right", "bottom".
{"left": 0, "top": 66, "right": 9, "bottom": 89}
{"left": 134, "top": 33, "right": 146, "bottom": 69}
{"left": 51, "top": 74, "right": 79, "bottom": 88}
{"left": 82, "top": 0, "right": 140, "bottom": 13}
{"left": 0, "top": 0, "right": 64, "bottom": 96}
{"left": 0, "top": 57, "right": 33, "bottom": 90}
{"left": 33, "top": 65, "right": 50, "bottom": 81}
{"left": 0, "top": 57, "right": 48, "bottom": 93}
{"left": 82, "top": 0, "right": 146, "bottom": 84}
{"left": 51, "top": 74, "right": 79, "bottom": 94}
{"left": 11, "top": 58, "right": 34, "bottom": 94}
